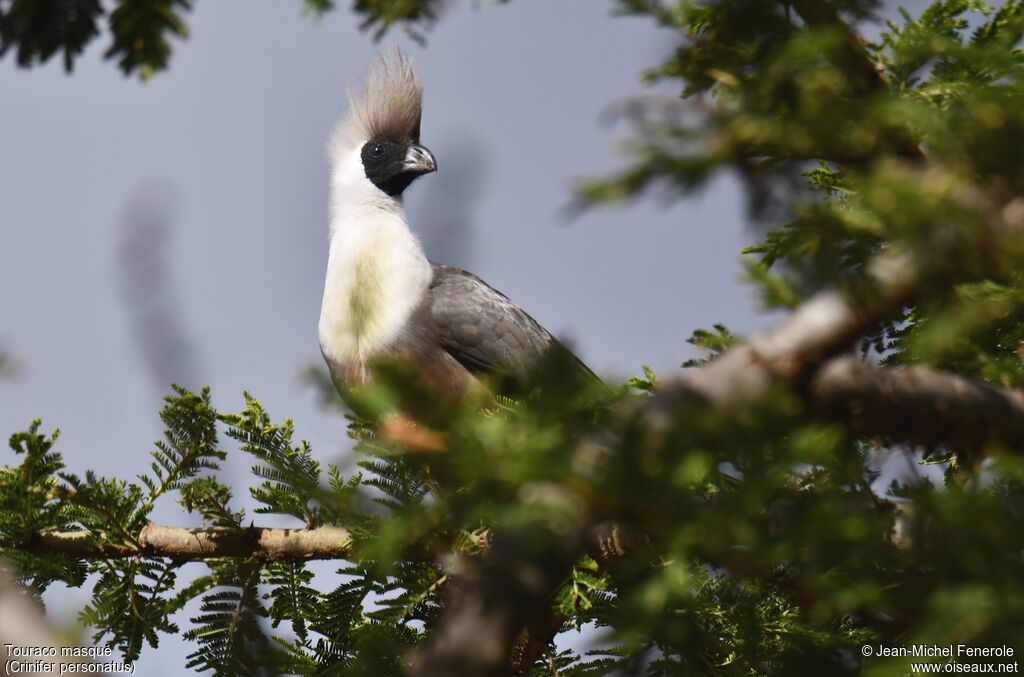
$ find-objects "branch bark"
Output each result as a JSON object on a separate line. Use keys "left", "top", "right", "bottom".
{"left": 408, "top": 528, "right": 582, "bottom": 677}
{"left": 652, "top": 251, "right": 917, "bottom": 415}
{"left": 13, "top": 525, "right": 352, "bottom": 561}
{"left": 809, "top": 356, "right": 1024, "bottom": 450}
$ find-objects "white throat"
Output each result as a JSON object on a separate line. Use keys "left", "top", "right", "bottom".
{"left": 319, "top": 146, "right": 432, "bottom": 367}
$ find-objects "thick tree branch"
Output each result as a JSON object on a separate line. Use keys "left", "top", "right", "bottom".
{"left": 653, "top": 251, "right": 918, "bottom": 415}
{"left": 13, "top": 525, "right": 352, "bottom": 561}
{"left": 509, "top": 612, "right": 566, "bottom": 676}
{"left": 810, "top": 356, "right": 1024, "bottom": 450}
{"left": 408, "top": 528, "right": 582, "bottom": 677}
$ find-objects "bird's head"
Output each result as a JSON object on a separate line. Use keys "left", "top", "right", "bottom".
{"left": 330, "top": 47, "right": 436, "bottom": 202}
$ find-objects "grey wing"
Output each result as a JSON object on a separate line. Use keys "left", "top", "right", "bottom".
{"left": 427, "top": 264, "right": 560, "bottom": 375}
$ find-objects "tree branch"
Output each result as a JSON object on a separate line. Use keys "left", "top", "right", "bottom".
{"left": 810, "top": 356, "right": 1024, "bottom": 450}
{"left": 12, "top": 525, "right": 352, "bottom": 561}
{"left": 408, "top": 528, "right": 582, "bottom": 677}
{"left": 653, "top": 250, "right": 918, "bottom": 414}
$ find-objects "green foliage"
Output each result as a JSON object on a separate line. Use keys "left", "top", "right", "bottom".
{"left": 104, "top": 0, "right": 191, "bottom": 78}
{"left": 3, "top": 423, "right": 64, "bottom": 544}
{"left": 682, "top": 323, "right": 739, "bottom": 367}
{"left": 0, "top": 0, "right": 102, "bottom": 71}
{"left": 0, "top": 0, "right": 467, "bottom": 77}
{"left": 0, "top": 422, "right": 86, "bottom": 590}
{"left": 222, "top": 395, "right": 325, "bottom": 526}
{"left": 554, "top": 556, "right": 612, "bottom": 625}
{"left": 627, "top": 364, "right": 661, "bottom": 392}
{"left": 80, "top": 558, "right": 182, "bottom": 661}
{"left": 179, "top": 476, "right": 244, "bottom": 528}
{"left": 562, "top": 2, "right": 1024, "bottom": 670}
{"left": 349, "top": 0, "right": 449, "bottom": 40}
{"left": 185, "top": 561, "right": 272, "bottom": 674}
{"left": 264, "top": 561, "right": 319, "bottom": 643}
{"left": 140, "top": 386, "right": 224, "bottom": 522}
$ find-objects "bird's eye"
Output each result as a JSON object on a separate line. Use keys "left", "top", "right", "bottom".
{"left": 368, "top": 142, "right": 385, "bottom": 159}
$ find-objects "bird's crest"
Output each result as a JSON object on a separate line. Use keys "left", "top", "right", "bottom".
{"left": 338, "top": 46, "right": 423, "bottom": 147}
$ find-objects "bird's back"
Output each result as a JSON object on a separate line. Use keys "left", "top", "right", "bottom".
{"left": 424, "top": 263, "right": 597, "bottom": 387}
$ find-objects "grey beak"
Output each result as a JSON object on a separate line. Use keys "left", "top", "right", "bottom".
{"left": 403, "top": 144, "right": 437, "bottom": 174}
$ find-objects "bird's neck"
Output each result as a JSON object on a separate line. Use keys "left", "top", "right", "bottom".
{"left": 319, "top": 192, "right": 432, "bottom": 370}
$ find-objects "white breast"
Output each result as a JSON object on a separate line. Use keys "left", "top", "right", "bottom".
{"left": 318, "top": 198, "right": 432, "bottom": 369}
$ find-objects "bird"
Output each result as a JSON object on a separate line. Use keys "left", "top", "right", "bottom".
{"left": 318, "top": 47, "right": 594, "bottom": 397}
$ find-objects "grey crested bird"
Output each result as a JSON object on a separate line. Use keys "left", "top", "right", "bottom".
{"left": 319, "top": 48, "right": 594, "bottom": 396}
